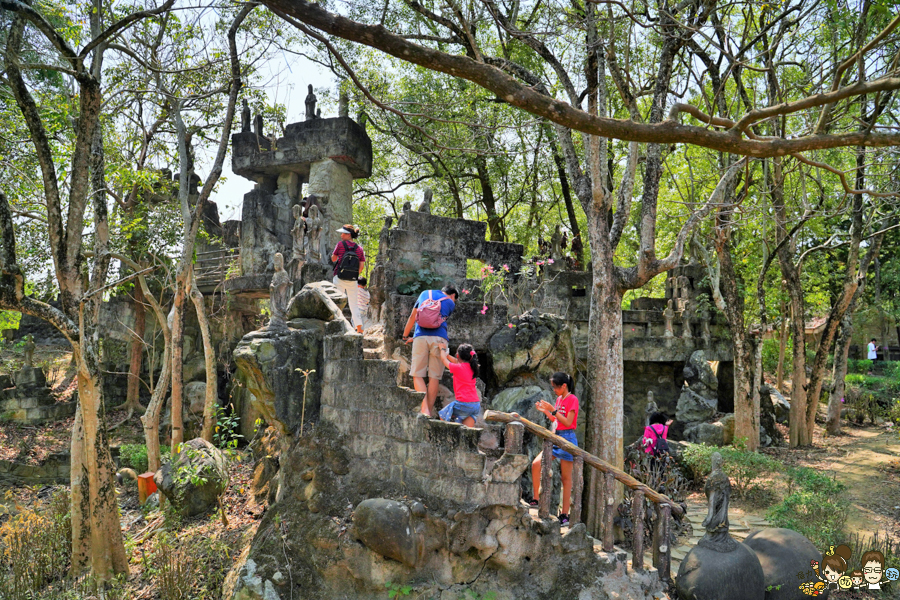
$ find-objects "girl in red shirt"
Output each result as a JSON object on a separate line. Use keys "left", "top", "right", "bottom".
{"left": 439, "top": 343, "right": 481, "bottom": 426}
{"left": 529, "top": 371, "right": 579, "bottom": 525}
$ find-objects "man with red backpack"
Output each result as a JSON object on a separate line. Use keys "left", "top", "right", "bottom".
{"left": 401, "top": 285, "right": 458, "bottom": 417}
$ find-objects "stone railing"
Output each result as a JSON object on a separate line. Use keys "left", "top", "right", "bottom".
{"left": 485, "top": 410, "right": 684, "bottom": 582}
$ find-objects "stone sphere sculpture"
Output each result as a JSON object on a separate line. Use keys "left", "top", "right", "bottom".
{"left": 676, "top": 452, "right": 766, "bottom": 600}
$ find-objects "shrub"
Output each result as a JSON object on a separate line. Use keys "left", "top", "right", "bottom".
{"left": 0, "top": 489, "right": 71, "bottom": 600}
{"left": 767, "top": 467, "right": 849, "bottom": 550}
{"left": 679, "top": 442, "right": 781, "bottom": 498}
{"left": 847, "top": 359, "right": 874, "bottom": 374}
{"left": 119, "top": 443, "right": 149, "bottom": 473}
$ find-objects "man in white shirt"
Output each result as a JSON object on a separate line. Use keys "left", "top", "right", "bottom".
{"left": 868, "top": 338, "right": 878, "bottom": 361}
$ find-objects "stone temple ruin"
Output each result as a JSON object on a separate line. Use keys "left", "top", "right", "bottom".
{"left": 5, "top": 86, "right": 759, "bottom": 598}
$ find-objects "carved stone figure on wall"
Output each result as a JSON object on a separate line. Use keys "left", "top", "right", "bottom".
{"left": 291, "top": 204, "right": 307, "bottom": 261}
{"left": 676, "top": 275, "right": 691, "bottom": 299}
{"left": 417, "top": 188, "right": 432, "bottom": 213}
{"left": 306, "top": 204, "right": 324, "bottom": 262}
{"left": 699, "top": 452, "right": 737, "bottom": 552}
{"left": 269, "top": 253, "right": 291, "bottom": 328}
{"left": 399, "top": 201, "right": 411, "bottom": 229}
{"left": 305, "top": 84, "right": 317, "bottom": 121}
{"left": 700, "top": 308, "right": 712, "bottom": 343}
{"left": 663, "top": 299, "right": 676, "bottom": 337}
{"left": 23, "top": 334, "right": 35, "bottom": 368}
{"left": 681, "top": 303, "right": 694, "bottom": 339}
{"left": 253, "top": 114, "right": 263, "bottom": 138}
{"left": 550, "top": 225, "right": 564, "bottom": 265}
{"left": 645, "top": 391, "right": 658, "bottom": 426}
{"left": 241, "top": 99, "right": 251, "bottom": 132}
{"left": 338, "top": 91, "right": 349, "bottom": 118}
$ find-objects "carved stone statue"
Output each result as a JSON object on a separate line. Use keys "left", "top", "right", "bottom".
{"left": 253, "top": 114, "right": 263, "bottom": 137}
{"left": 399, "top": 201, "right": 411, "bottom": 228}
{"left": 269, "top": 253, "right": 292, "bottom": 328}
{"left": 305, "top": 84, "right": 317, "bottom": 121}
{"left": 378, "top": 215, "right": 393, "bottom": 251}
{"left": 645, "top": 391, "right": 658, "bottom": 426}
{"left": 700, "top": 308, "right": 712, "bottom": 343}
{"left": 305, "top": 204, "right": 324, "bottom": 262}
{"left": 23, "top": 334, "right": 35, "bottom": 368}
{"left": 291, "top": 204, "right": 307, "bottom": 261}
{"left": 681, "top": 303, "right": 694, "bottom": 339}
{"left": 338, "top": 91, "right": 349, "bottom": 118}
{"left": 663, "top": 299, "right": 675, "bottom": 338}
{"left": 417, "top": 188, "right": 433, "bottom": 213}
{"left": 676, "top": 275, "right": 692, "bottom": 298}
{"left": 699, "top": 452, "right": 737, "bottom": 552}
{"left": 550, "top": 225, "right": 564, "bottom": 264}
{"left": 241, "top": 99, "right": 251, "bottom": 133}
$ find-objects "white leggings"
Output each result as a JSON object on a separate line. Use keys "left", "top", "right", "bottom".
{"left": 333, "top": 276, "right": 363, "bottom": 328}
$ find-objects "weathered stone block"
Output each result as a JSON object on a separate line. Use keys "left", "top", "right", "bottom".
{"left": 14, "top": 368, "right": 46, "bottom": 389}
{"left": 324, "top": 335, "right": 362, "bottom": 361}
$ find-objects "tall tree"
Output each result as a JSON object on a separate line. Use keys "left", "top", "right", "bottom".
{"left": 0, "top": 0, "right": 176, "bottom": 578}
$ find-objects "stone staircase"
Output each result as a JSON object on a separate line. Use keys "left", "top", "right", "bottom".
{"left": 362, "top": 326, "right": 384, "bottom": 360}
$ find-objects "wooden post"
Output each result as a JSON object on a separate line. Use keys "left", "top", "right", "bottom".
{"left": 539, "top": 438, "right": 552, "bottom": 519}
{"left": 505, "top": 421, "right": 524, "bottom": 454}
{"left": 570, "top": 455, "right": 584, "bottom": 524}
{"left": 602, "top": 471, "right": 615, "bottom": 551}
{"left": 631, "top": 490, "right": 645, "bottom": 571}
{"left": 653, "top": 504, "right": 672, "bottom": 581}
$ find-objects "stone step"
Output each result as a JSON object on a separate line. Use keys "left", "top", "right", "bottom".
{"left": 363, "top": 348, "right": 383, "bottom": 360}
{"left": 362, "top": 335, "right": 383, "bottom": 350}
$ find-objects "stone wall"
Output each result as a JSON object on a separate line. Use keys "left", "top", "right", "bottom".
{"left": 320, "top": 333, "right": 526, "bottom": 509}
{"left": 0, "top": 369, "right": 76, "bottom": 424}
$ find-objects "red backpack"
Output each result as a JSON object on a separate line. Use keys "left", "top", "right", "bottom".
{"left": 417, "top": 290, "right": 448, "bottom": 329}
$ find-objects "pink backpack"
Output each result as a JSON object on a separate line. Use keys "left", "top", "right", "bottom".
{"left": 417, "top": 290, "right": 448, "bottom": 329}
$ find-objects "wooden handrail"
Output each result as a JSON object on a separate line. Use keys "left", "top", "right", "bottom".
{"left": 484, "top": 410, "right": 684, "bottom": 517}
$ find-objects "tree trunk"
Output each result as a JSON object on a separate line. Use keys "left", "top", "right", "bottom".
{"left": 475, "top": 155, "right": 504, "bottom": 241}
{"left": 583, "top": 260, "right": 624, "bottom": 536}
{"left": 777, "top": 311, "right": 787, "bottom": 394}
{"left": 71, "top": 339, "right": 128, "bottom": 578}
{"left": 123, "top": 284, "right": 145, "bottom": 417}
{"left": 169, "top": 277, "right": 188, "bottom": 452}
{"left": 191, "top": 280, "right": 219, "bottom": 442}
{"left": 552, "top": 139, "right": 583, "bottom": 267}
{"left": 826, "top": 312, "right": 853, "bottom": 434}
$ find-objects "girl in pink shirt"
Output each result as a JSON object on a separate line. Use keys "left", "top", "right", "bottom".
{"left": 642, "top": 412, "right": 673, "bottom": 456}
{"left": 439, "top": 343, "right": 481, "bottom": 426}
{"left": 529, "top": 372, "right": 579, "bottom": 525}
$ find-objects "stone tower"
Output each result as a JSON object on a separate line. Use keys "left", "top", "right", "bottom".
{"left": 226, "top": 89, "right": 372, "bottom": 296}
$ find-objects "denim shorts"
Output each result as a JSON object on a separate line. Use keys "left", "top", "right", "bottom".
{"left": 452, "top": 401, "right": 481, "bottom": 423}
{"left": 552, "top": 429, "right": 578, "bottom": 462}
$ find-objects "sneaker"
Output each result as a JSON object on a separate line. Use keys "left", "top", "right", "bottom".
{"left": 527, "top": 498, "right": 539, "bottom": 508}
{"left": 559, "top": 513, "right": 570, "bottom": 526}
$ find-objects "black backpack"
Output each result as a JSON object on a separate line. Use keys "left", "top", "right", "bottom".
{"left": 647, "top": 425, "right": 670, "bottom": 457}
{"left": 336, "top": 241, "right": 361, "bottom": 280}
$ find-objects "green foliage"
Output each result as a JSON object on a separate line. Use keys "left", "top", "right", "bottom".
{"left": 767, "top": 468, "right": 849, "bottom": 550}
{"left": 213, "top": 404, "right": 243, "bottom": 455}
{"left": 396, "top": 253, "right": 444, "bottom": 295}
{"left": 680, "top": 442, "right": 781, "bottom": 497}
{"left": 119, "top": 443, "right": 149, "bottom": 474}
{"left": 848, "top": 359, "right": 874, "bottom": 374}
{"left": 0, "top": 489, "right": 71, "bottom": 600}
{"left": 761, "top": 337, "right": 792, "bottom": 376}
{"left": 385, "top": 581, "right": 413, "bottom": 598}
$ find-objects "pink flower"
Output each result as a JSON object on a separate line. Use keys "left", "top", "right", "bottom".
{"left": 507, "top": 323, "right": 515, "bottom": 328}
{"left": 536, "top": 260, "right": 545, "bottom": 266}
{"left": 547, "top": 258, "right": 554, "bottom": 264}
{"left": 502, "top": 264, "right": 509, "bottom": 271}
{"left": 487, "top": 265, "right": 495, "bottom": 273}
{"left": 462, "top": 289, "right": 470, "bottom": 295}
{"left": 480, "top": 305, "right": 488, "bottom": 315}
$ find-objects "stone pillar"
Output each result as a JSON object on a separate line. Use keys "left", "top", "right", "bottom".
{"left": 306, "top": 158, "right": 353, "bottom": 257}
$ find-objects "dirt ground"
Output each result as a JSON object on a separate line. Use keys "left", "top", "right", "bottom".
{"left": 760, "top": 421, "right": 900, "bottom": 542}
